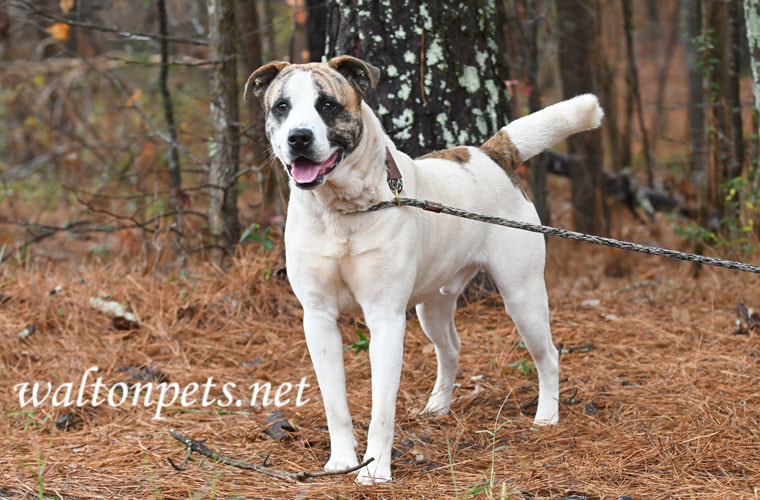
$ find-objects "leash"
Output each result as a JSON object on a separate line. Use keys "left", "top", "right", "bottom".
{"left": 366, "top": 197, "right": 760, "bottom": 275}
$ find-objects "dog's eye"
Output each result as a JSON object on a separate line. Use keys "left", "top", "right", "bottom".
{"left": 275, "top": 101, "right": 289, "bottom": 113}
{"left": 322, "top": 100, "right": 336, "bottom": 111}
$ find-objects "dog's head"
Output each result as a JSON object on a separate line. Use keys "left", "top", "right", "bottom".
{"left": 245, "top": 56, "right": 380, "bottom": 190}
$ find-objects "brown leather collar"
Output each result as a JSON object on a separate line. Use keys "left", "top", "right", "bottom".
{"left": 385, "top": 147, "right": 403, "bottom": 194}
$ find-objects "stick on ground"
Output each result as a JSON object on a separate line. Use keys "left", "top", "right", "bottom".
{"left": 168, "top": 429, "right": 373, "bottom": 482}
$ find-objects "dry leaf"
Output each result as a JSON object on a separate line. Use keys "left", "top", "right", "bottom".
{"left": 59, "top": 0, "right": 75, "bottom": 13}
{"left": 46, "top": 22, "right": 70, "bottom": 41}
{"left": 124, "top": 88, "right": 142, "bottom": 107}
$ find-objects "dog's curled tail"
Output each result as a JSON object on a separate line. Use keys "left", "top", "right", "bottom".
{"left": 483, "top": 94, "right": 603, "bottom": 169}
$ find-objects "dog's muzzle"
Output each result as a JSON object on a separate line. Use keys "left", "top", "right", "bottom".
{"left": 288, "top": 150, "right": 343, "bottom": 189}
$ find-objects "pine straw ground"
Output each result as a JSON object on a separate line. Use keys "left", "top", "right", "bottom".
{"left": 1, "top": 230, "right": 760, "bottom": 499}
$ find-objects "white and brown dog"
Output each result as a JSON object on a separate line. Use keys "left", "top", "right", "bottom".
{"left": 245, "top": 56, "right": 603, "bottom": 483}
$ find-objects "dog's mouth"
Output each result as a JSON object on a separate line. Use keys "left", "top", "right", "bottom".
{"left": 288, "top": 151, "right": 343, "bottom": 189}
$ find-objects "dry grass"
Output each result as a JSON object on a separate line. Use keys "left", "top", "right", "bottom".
{"left": 1, "top": 223, "right": 760, "bottom": 499}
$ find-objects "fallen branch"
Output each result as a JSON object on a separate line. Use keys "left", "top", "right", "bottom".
{"left": 168, "top": 429, "right": 373, "bottom": 482}
{"left": 543, "top": 150, "right": 684, "bottom": 220}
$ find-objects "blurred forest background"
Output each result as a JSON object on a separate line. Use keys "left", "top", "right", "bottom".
{"left": 1, "top": 0, "right": 760, "bottom": 268}
{"left": 3, "top": 3, "right": 760, "bottom": 498}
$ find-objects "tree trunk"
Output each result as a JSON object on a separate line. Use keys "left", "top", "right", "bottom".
{"left": 746, "top": 0, "right": 760, "bottom": 114}
{"left": 652, "top": 3, "right": 680, "bottom": 154}
{"left": 236, "top": 0, "right": 263, "bottom": 74}
{"left": 622, "top": 0, "right": 655, "bottom": 187}
{"left": 307, "top": 0, "right": 328, "bottom": 61}
{"left": 260, "top": 0, "right": 277, "bottom": 61}
{"left": 680, "top": 0, "right": 706, "bottom": 180}
{"left": 290, "top": 0, "right": 309, "bottom": 63}
{"left": 728, "top": 0, "right": 745, "bottom": 181}
{"left": 208, "top": 0, "right": 241, "bottom": 261}
{"left": 236, "top": 0, "right": 283, "bottom": 224}
{"left": 707, "top": 0, "right": 745, "bottom": 216}
{"left": 324, "top": 0, "right": 511, "bottom": 157}
{"left": 519, "top": 0, "right": 550, "bottom": 225}
{"left": 556, "top": 0, "right": 605, "bottom": 234}
{"left": 157, "top": 0, "right": 182, "bottom": 203}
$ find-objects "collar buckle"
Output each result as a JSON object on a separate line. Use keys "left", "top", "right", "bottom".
{"left": 385, "top": 147, "right": 403, "bottom": 206}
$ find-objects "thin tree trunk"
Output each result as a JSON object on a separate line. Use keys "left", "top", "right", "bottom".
{"left": 728, "top": 0, "right": 745, "bottom": 180}
{"left": 622, "top": 0, "right": 655, "bottom": 187}
{"left": 261, "top": 0, "right": 277, "bottom": 61}
{"left": 652, "top": 3, "right": 680, "bottom": 152}
{"left": 307, "top": 0, "right": 327, "bottom": 61}
{"left": 746, "top": 0, "right": 760, "bottom": 114}
{"left": 556, "top": 0, "right": 605, "bottom": 234}
{"left": 600, "top": 56, "right": 620, "bottom": 171}
{"left": 707, "top": 0, "right": 744, "bottom": 216}
{"left": 743, "top": 0, "right": 760, "bottom": 242}
{"left": 290, "top": 0, "right": 309, "bottom": 63}
{"left": 521, "top": 0, "right": 550, "bottom": 224}
{"left": 681, "top": 0, "right": 706, "bottom": 180}
{"left": 236, "top": 0, "right": 263, "bottom": 74}
{"left": 157, "top": 0, "right": 182, "bottom": 203}
{"left": 236, "top": 0, "right": 282, "bottom": 223}
{"left": 208, "top": 0, "right": 240, "bottom": 261}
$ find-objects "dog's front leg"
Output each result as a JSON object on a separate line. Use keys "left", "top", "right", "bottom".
{"left": 356, "top": 307, "right": 407, "bottom": 484}
{"left": 303, "top": 310, "right": 359, "bottom": 471}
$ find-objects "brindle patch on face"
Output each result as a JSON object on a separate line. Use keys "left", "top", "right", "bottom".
{"left": 417, "top": 147, "right": 471, "bottom": 164}
{"left": 480, "top": 130, "right": 527, "bottom": 198}
{"left": 262, "top": 63, "right": 364, "bottom": 155}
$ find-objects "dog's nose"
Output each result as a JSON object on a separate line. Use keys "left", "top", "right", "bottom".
{"left": 288, "top": 128, "right": 313, "bottom": 150}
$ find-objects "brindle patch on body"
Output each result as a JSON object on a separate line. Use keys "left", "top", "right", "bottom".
{"left": 417, "top": 147, "right": 471, "bottom": 164}
{"left": 480, "top": 130, "right": 527, "bottom": 198}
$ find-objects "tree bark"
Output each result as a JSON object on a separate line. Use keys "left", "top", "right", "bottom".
{"left": 307, "top": 0, "right": 328, "bottom": 61}
{"left": 236, "top": 0, "right": 263, "bottom": 74}
{"left": 652, "top": 3, "right": 680, "bottom": 153}
{"left": 746, "top": 0, "right": 760, "bottom": 114}
{"left": 622, "top": 0, "right": 655, "bottom": 187}
{"left": 680, "top": 0, "right": 706, "bottom": 179}
{"left": 324, "top": 0, "right": 511, "bottom": 157}
{"left": 208, "top": 0, "right": 241, "bottom": 261}
{"left": 236, "top": 0, "right": 283, "bottom": 223}
{"left": 556, "top": 0, "right": 605, "bottom": 234}
{"left": 157, "top": 0, "right": 182, "bottom": 201}
{"left": 707, "top": 0, "right": 745, "bottom": 215}
{"left": 519, "top": 0, "right": 550, "bottom": 225}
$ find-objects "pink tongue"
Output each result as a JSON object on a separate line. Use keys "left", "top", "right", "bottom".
{"left": 290, "top": 152, "right": 339, "bottom": 184}
{"left": 291, "top": 158, "right": 321, "bottom": 183}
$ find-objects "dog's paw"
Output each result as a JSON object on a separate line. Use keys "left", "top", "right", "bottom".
{"left": 533, "top": 415, "right": 559, "bottom": 426}
{"left": 324, "top": 454, "right": 359, "bottom": 472}
{"left": 355, "top": 466, "right": 392, "bottom": 485}
{"left": 419, "top": 401, "right": 450, "bottom": 417}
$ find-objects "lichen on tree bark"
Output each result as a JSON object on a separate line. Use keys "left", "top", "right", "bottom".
{"left": 325, "top": 0, "right": 511, "bottom": 157}
{"left": 745, "top": 0, "right": 760, "bottom": 114}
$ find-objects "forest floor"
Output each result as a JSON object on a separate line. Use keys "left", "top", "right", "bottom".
{"left": 1, "top": 188, "right": 760, "bottom": 500}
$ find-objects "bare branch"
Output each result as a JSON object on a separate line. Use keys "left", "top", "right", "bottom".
{"left": 168, "top": 429, "right": 374, "bottom": 482}
{"left": 9, "top": 0, "right": 208, "bottom": 46}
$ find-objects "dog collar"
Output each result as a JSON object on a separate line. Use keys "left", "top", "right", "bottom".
{"left": 385, "top": 147, "right": 403, "bottom": 204}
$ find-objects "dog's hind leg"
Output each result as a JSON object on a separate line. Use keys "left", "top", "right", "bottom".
{"left": 417, "top": 267, "right": 477, "bottom": 416}
{"left": 487, "top": 248, "right": 559, "bottom": 425}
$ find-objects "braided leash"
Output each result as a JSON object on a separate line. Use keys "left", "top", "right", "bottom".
{"left": 366, "top": 198, "right": 760, "bottom": 275}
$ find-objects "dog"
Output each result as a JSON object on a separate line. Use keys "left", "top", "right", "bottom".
{"left": 244, "top": 55, "right": 603, "bottom": 484}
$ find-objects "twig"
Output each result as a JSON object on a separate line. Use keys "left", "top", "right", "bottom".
{"left": 168, "top": 429, "right": 374, "bottom": 482}
{"left": 10, "top": 0, "right": 208, "bottom": 46}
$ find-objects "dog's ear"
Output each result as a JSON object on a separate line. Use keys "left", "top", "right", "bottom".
{"left": 244, "top": 61, "right": 290, "bottom": 102}
{"left": 327, "top": 55, "right": 381, "bottom": 96}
